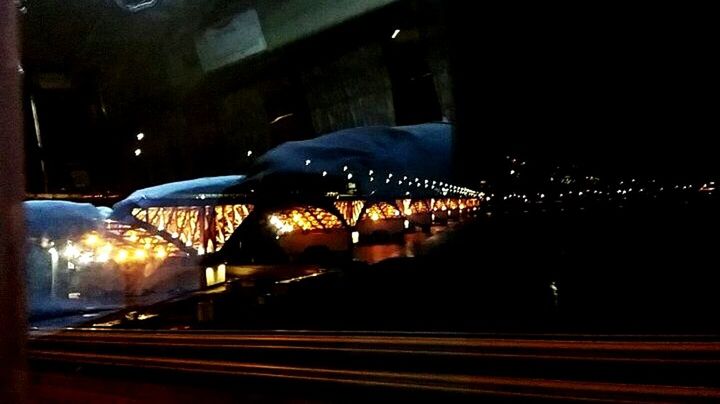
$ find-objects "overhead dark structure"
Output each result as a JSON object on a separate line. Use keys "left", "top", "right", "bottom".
{"left": 242, "top": 122, "right": 460, "bottom": 199}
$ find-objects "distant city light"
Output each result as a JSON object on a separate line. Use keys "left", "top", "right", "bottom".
{"left": 322, "top": 171, "right": 327, "bottom": 177}
{"left": 136, "top": 132, "right": 145, "bottom": 141}
{"left": 305, "top": 159, "right": 311, "bottom": 166}
{"left": 347, "top": 173, "right": 353, "bottom": 180}
{"left": 403, "top": 219, "right": 410, "bottom": 229}
{"left": 343, "top": 166, "right": 348, "bottom": 171}
{"left": 510, "top": 170, "right": 515, "bottom": 175}
{"left": 134, "top": 148, "right": 142, "bottom": 156}
{"left": 351, "top": 231, "right": 360, "bottom": 244}
{"left": 247, "top": 150, "right": 253, "bottom": 157}
{"left": 369, "top": 170, "right": 374, "bottom": 175}
{"left": 392, "top": 29, "right": 400, "bottom": 39}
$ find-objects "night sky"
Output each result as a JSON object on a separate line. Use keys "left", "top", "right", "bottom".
{"left": 452, "top": 4, "right": 717, "bottom": 180}
{"left": 21, "top": 2, "right": 718, "bottom": 193}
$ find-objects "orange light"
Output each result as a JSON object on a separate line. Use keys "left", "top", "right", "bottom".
{"left": 269, "top": 207, "right": 342, "bottom": 234}
{"left": 364, "top": 203, "right": 400, "bottom": 221}
{"left": 205, "top": 267, "right": 215, "bottom": 286}
{"left": 84, "top": 234, "right": 100, "bottom": 246}
{"left": 216, "top": 264, "right": 226, "bottom": 283}
{"left": 115, "top": 249, "right": 128, "bottom": 263}
{"left": 133, "top": 249, "right": 147, "bottom": 261}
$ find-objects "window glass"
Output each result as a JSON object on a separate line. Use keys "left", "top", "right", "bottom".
{"left": 21, "top": 1, "right": 717, "bottom": 333}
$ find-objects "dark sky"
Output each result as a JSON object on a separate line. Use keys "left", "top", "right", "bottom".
{"left": 22, "top": 1, "right": 717, "bottom": 192}
{"left": 451, "top": 3, "right": 717, "bottom": 179}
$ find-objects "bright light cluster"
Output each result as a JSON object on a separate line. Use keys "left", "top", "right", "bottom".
{"left": 323, "top": 166, "right": 482, "bottom": 199}
{"left": 53, "top": 222, "right": 185, "bottom": 271}
{"left": 132, "top": 204, "right": 253, "bottom": 255}
{"left": 396, "top": 199, "right": 432, "bottom": 215}
{"left": 363, "top": 202, "right": 401, "bottom": 221}
{"left": 269, "top": 215, "right": 295, "bottom": 235}
{"left": 205, "top": 263, "right": 227, "bottom": 286}
{"left": 334, "top": 200, "right": 365, "bottom": 226}
{"left": 430, "top": 198, "right": 480, "bottom": 212}
{"left": 387, "top": 198, "right": 481, "bottom": 215}
{"left": 214, "top": 204, "right": 253, "bottom": 250}
{"left": 268, "top": 207, "right": 343, "bottom": 235}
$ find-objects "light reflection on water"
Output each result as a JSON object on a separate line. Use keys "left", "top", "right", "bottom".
{"left": 353, "top": 228, "right": 447, "bottom": 264}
